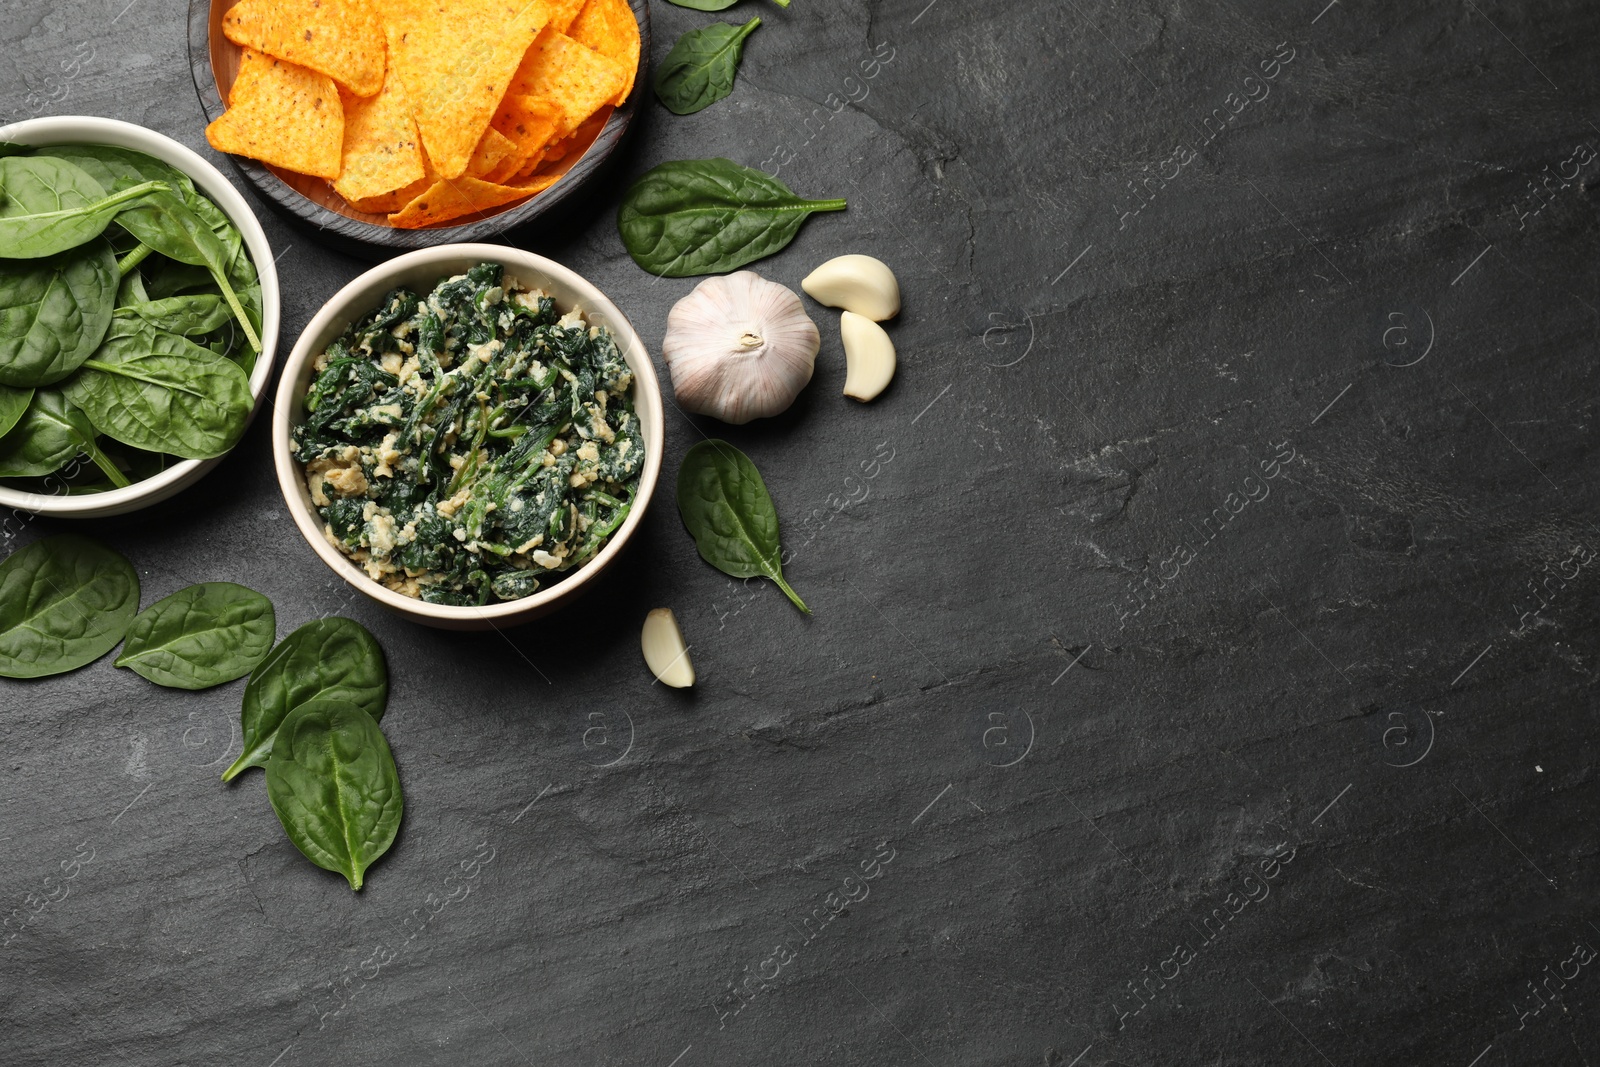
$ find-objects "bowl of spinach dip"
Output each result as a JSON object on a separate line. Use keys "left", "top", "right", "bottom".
{"left": 276, "top": 247, "right": 663, "bottom": 628}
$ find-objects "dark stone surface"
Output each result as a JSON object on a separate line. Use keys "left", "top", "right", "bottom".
{"left": 3, "top": 1, "right": 1599, "bottom": 1064}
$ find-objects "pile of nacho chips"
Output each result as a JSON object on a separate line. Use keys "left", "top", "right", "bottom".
{"left": 205, "top": 0, "right": 640, "bottom": 228}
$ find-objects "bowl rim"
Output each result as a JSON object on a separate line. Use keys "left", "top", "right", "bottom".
{"left": 0, "top": 114, "right": 281, "bottom": 516}
{"left": 186, "top": 0, "right": 651, "bottom": 253}
{"left": 272, "top": 242, "right": 664, "bottom": 623}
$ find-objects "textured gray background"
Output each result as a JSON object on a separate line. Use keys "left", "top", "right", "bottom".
{"left": 4, "top": 1, "right": 1599, "bottom": 1064}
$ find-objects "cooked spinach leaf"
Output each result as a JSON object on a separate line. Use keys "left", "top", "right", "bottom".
{"left": 0, "top": 534, "right": 139, "bottom": 679}
{"left": 655, "top": 19, "right": 761, "bottom": 116}
{"left": 677, "top": 439, "right": 809, "bottom": 612}
{"left": 265, "top": 698, "right": 404, "bottom": 891}
{"left": 114, "top": 581, "right": 275, "bottom": 690}
{"left": 62, "top": 317, "right": 252, "bottom": 460}
{"left": 0, "top": 241, "right": 118, "bottom": 387}
{"left": 0, "top": 389, "right": 127, "bottom": 485}
{"left": 222, "top": 617, "right": 389, "bottom": 782}
{"left": 617, "top": 158, "right": 846, "bottom": 276}
{"left": 0, "top": 156, "right": 166, "bottom": 259}
{"left": 293, "top": 263, "right": 644, "bottom": 607}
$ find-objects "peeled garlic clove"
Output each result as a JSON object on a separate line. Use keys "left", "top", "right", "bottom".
{"left": 642, "top": 608, "right": 695, "bottom": 688}
{"left": 661, "top": 271, "right": 819, "bottom": 425}
{"left": 840, "top": 311, "right": 896, "bottom": 402}
{"left": 801, "top": 254, "right": 901, "bottom": 321}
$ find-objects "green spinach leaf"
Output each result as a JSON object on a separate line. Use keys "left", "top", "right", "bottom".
{"left": 47, "top": 144, "right": 197, "bottom": 199}
{"left": 0, "top": 156, "right": 166, "bottom": 259}
{"left": 114, "top": 581, "right": 275, "bottom": 690}
{"left": 677, "top": 439, "right": 809, "bottom": 612}
{"left": 0, "top": 384, "right": 31, "bottom": 439}
{"left": 655, "top": 19, "right": 761, "bottom": 115}
{"left": 0, "top": 534, "right": 139, "bottom": 679}
{"left": 117, "top": 293, "right": 231, "bottom": 337}
{"left": 0, "top": 241, "right": 118, "bottom": 387}
{"left": 265, "top": 698, "right": 404, "bottom": 891}
{"left": 223, "top": 617, "right": 389, "bottom": 781}
{"left": 111, "top": 191, "right": 262, "bottom": 355}
{"left": 62, "top": 318, "right": 252, "bottom": 460}
{"left": 0, "top": 389, "right": 126, "bottom": 486}
{"left": 617, "top": 158, "right": 846, "bottom": 277}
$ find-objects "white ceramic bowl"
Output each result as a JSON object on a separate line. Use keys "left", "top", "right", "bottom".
{"left": 0, "top": 115, "right": 281, "bottom": 518}
{"left": 273, "top": 244, "right": 664, "bottom": 630}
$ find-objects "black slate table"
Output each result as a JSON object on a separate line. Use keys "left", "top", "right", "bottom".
{"left": 4, "top": 2, "right": 1599, "bottom": 1064}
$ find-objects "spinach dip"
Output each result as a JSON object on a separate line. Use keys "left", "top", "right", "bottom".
{"left": 292, "top": 262, "right": 644, "bottom": 606}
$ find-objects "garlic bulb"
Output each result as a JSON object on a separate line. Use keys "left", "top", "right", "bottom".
{"left": 662, "top": 271, "right": 819, "bottom": 424}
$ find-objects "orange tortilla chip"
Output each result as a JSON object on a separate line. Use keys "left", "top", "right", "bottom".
{"left": 332, "top": 70, "right": 425, "bottom": 203}
{"left": 544, "top": 0, "right": 589, "bottom": 35}
{"left": 508, "top": 30, "right": 627, "bottom": 140}
{"left": 485, "top": 95, "right": 561, "bottom": 183}
{"left": 387, "top": 176, "right": 535, "bottom": 228}
{"left": 466, "top": 127, "right": 518, "bottom": 179}
{"left": 382, "top": 0, "right": 548, "bottom": 180}
{"left": 221, "top": 0, "right": 385, "bottom": 97}
{"left": 207, "top": 49, "right": 343, "bottom": 179}
{"left": 505, "top": 171, "right": 562, "bottom": 194}
{"left": 346, "top": 176, "right": 429, "bottom": 214}
{"left": 568, "top": 0, "right": 639, "bottom": 105}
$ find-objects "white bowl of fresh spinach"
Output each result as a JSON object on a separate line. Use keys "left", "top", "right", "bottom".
{"left": 272, "top": 244, "right": 663, "bottom": 630}
{"left": 0, "top": 115, "right": 280, "bottom": 518}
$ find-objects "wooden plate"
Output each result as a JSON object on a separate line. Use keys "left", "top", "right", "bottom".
{"left": 187, "top": 0, "right": 649, "bottom": 256}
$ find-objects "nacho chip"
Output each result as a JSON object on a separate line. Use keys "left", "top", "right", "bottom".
{"left": 382, "top": 0, "right": 548, "bottom": 180}
{"left": 346, "top": 177, "right": 430, "bottom": 215}
{"left": 207, "top": 49, "right": 343, "bottom": 179}
{"left": 387, "top": 176, "right": 535, "bottom": 228}
{"left": 485, "top": 95, "right": 562, "bottom": 183}
{"left": 544, "top": 0, "right": 589, "bottom": 35}
{"left": 505, "top": 171, "right": 562, "bottom": 194}
{"left": 221, "top": 0, "right": 385, "bottom": 97}
{"left": 332, "top": 71, "right": 425, "bottom": 204}
{"left": 568, "top": 0, "right": 639, "bottom": 105}
{"left": 466, "top": 127, "right": 518, "bottom": 179}
{"left": 507, "top": 30, "right": 627, "bottom": 140}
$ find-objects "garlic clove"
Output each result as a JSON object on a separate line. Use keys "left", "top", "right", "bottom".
{"left": 661, "top": 271, "right": 820, "bottom": 425}
{"left": 641, "top": 608, "right": 695, "bottom": 688}
{"left": 801, "top": 254, "right": 901, "bottom": 321}
{"left": 840, "top": 311, "right": 896, "bottom": 402}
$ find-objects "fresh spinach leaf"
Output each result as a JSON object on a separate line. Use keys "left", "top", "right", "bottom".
{"left": 0, "top": 534, "right": 139, "bottom": 679}
{"left": 47, "top": 144, "right": 197, "bottom": 199}
{"left": 677, "top": 439, "right": 809, "bottom": 612}
{"left": 0, "top": 384, "right": 31, "bottom": 439}
{"left": 115, "top": 265, "right": 149, "bottom": 306}
{"left": 655, "top": 19, "right": 761, "bottom": 115}
{"left": 0, "top": 389, "right": 126, "bottom": 486}
{"left": 617, "top": 158, "right": 846, "bottom": 277}
{"left": 0, "top": 157, "right": 166, "bottom": 259}
{"left": 0, "top": 241, "right": 117, "bottom": 387}
{"left": 62, "top": 318, "right": 252, "bottom": 460}
{"left": 142, "top": 261, "right": 213, "bottom": 299}
{"left": 114, "top": 581, "right": 275, "bottom": 690}
{"left": 265, "top": 698, "right": 403, "bottom": 891}
{"left": 110, "top": 191, "right": 261, "bottom": 355}
{"left": 118, "top": 293, "right": 231, "bottom": 337}
{"left": 222, "top": 617, "right": 389, "bottom": 781}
